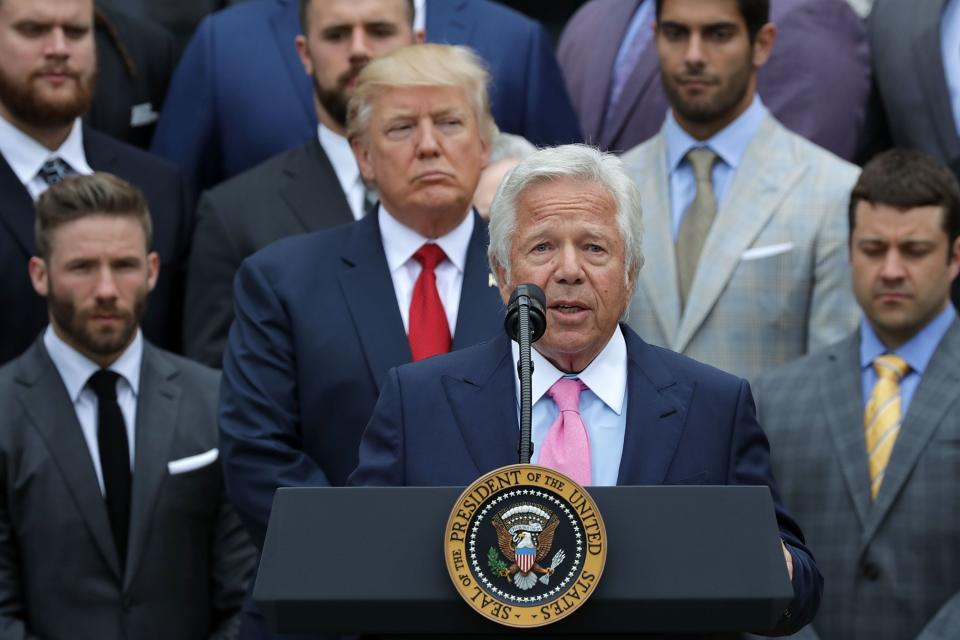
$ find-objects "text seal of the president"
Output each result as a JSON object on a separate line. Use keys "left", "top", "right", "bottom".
{"left": 444, "top": 464, "right": 607, "bottom": 627}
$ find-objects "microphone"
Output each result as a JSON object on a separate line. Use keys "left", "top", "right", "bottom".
{"left": 504, "top": 284, "right": 547, "bottom": 464}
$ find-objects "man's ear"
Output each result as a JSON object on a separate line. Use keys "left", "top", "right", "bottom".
{"left": 752, "top": 23, "right": 777, "bottom": 68}
{"left": 294, "top": 34, "right": 313, "bottom": 77}
{"left": 28, "top": 257, "right": 49, "bottom": 297}
{"left": 351, "top": 137, "right": 376, "bottom": 182}
{"left": 146, "top": 252, "right": 160, "bottom": 292}
{"left": 493, "top": 261, "right": 511, "bottom": 305}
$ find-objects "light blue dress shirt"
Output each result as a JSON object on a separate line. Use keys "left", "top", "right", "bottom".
{"left": 662, "top": 96, "right": 768, "bottom": 238}
{"left": 512, "top": 327, "right": 628, "bottom": 486}
{"left": 859, "top": 304, "right": 956, "bottom": 415}
{"left": 942, "top": 0, "right": 960, "bottom": 135}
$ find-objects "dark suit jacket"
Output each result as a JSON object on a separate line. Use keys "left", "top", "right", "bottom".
{"left": 558, "top": 0, "right": 871, "bottom": 160}
{"left": 87, "top": 4, "right": 179, "bottom": 149}
{"left": 97, "top": 0, "right": 248, "bottom": 53}
{"left": 348, "top": 327, "right": 822, "bottom": 635}
{"left": 0, "top": 126, "right": 194, "bottom": 365}
{"left": 149, "top": 0, "right": 582, "bottom": 192}
{"left": 755, "top": 322, "right": 960, "bottom": 640}
{"left": 0, "top": 338, "right": 255, "bottom": 639}
{"left": 219, "top": 210, "right": 504, "bottom": 550}
{"left": 183, "top": 138, "right": 353, "bottom": 367}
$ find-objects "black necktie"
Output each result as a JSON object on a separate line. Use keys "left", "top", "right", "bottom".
{"left": 37, "top": 157, "right": 74, "bottom": 186}
{"left": 87, "top": 370, "right": 131, "bottom": 566}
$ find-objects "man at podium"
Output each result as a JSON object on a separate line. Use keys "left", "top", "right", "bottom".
{"left": 349, "top": 144, "right": 822, "bottom": 634}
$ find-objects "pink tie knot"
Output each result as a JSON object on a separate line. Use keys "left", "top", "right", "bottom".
{"left": 414, "top": 243, "right": 446, "bottom": 271}
{"left": 548, "top": 377, "right": 587, "bottom": 412}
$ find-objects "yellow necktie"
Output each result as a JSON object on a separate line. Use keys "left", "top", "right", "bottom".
{"left": 864, "top": 354, "right": 910, "bottom": 500}
{"left": 676, "top": 148, "right": 718, "bottom": 308}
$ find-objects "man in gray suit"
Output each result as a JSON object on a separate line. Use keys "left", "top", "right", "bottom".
{"left": 0, "top": 173, "right": 254, "bottom": 639}
{"left": 183, "top": 0, "right": 419, "bottom": 366}
{"left": 756, "top": 149, "right": 960, "bottom": 639}
{"left": 622, "top": 0, "right": 860, "bottom": 381}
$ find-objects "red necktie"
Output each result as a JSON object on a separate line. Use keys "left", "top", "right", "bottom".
{"left": 408, "top": 243, "right": 451, "bottom": 361}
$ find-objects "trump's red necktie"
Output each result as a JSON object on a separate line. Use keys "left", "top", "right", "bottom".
{"left": 408, "top": 243, "right": 451, "bottom": 361}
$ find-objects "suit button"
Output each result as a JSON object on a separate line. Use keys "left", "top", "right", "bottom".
{"left": 861, "top": 562, "right": 880, "bottom": 581}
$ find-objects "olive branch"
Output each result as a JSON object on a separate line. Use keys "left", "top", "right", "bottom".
{"left": 487, "top": 547, "right": 508, "bottom": 575}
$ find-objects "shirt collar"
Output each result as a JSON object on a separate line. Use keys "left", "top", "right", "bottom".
{"left": 414, "top": 0, "right": 426, "bottom": 33}
{"left": 317, "top": 123, "right": 360, "bottom": 194}
{"left": 859, "top": 304, "right": 957, "bottom": 375}
{"left": 378, "top": 205, "right": 474, "bottom": 275}
{"left": 43, "top": 325, "right": 144, "bottom": 402}
{"left": 511, "top": 325, "right": 628, "bottom": 415}
{"left": 0, "top": 115, "right": 91, "bottom": 186}
{"left": 663, "top": 95, "right": 767, "bottom": 174}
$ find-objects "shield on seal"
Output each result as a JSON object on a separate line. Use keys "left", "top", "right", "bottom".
{"left": 516, "top": 547, "right": 536, "bottom": 573}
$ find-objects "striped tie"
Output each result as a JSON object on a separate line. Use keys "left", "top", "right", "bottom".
{"left": 864, "top": 354, "right": 910, "bottom": 500}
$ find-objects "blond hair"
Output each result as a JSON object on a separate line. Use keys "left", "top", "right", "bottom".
{"left": 346, "top": 43, "right": 495, "bottom": 145}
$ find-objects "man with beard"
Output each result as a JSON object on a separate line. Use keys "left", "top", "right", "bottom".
{"left": 621, "top": 0, "right": 861, "bottom": 382}
{"left": 754, "top": 149, "right": 960, "bottom": 639}
{"left": 0, "top": 173, "right": 254, "bottom": 639}
{"left": 184, "top": 0, "right": 419, "bottom": 366}
{"left": 0, "top": 0, "right": 193, "bottom": 364}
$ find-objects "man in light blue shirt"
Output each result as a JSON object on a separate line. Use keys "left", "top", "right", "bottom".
{"left": 755, "top": 148, "right": 960, "bottom": 639}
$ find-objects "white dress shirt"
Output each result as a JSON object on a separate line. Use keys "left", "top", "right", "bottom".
{"left": 317, "top": 123, "right": 367, "bottom": 221}
{"left": 0, "top": 115, "right": 93, "bottom": 200}
{"left": 511, "top": 326, "right": 629, "bottom": 486}
{"left": 43, "top": 326, "right": 142, "bottom": 494}
{"left": 378, "top": 205, "right": 474, "bottom": 335}
{"left": 414, "top": 0, "right": 426, "bottom": 33}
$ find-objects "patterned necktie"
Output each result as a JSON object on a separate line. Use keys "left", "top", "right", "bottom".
{"left": 87, "top": 369, "right": 131, "bottom": 565}
{"left": 864, "top": 354, "right": 910, "bottom": 500}
{"left": 37, "top": 157, "right": 75, "bottom": 186}
{"left": 676, "top": 148, "right": 718, "bottom": 308}
{"left": 408, "top": 243, "right": 451, "bottom": 361}
{"left": 539, "top": 378, "right": 592, "bottom": 485}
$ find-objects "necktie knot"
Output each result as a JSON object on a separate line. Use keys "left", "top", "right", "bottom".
{"left": 873, "top": 354, "right": 909, "bottom": 382}
{"left": 547, "top": 377, "right": 587, "bottom": 412}
{"left": 686, "top": 148, "right": 717, "bottom": 183}
{"left": 37, "top": 157, "right": 74, "bottom": 186}
{"left": 88, "top": 369, "right": 120, "bottom": 400}
{"left": 414, "top": 243, "right": 447, "bottom": 271}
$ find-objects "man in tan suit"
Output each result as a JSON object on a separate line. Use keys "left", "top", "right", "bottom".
{"left": 623, "top": 0, "right": 860, "bottom": 380}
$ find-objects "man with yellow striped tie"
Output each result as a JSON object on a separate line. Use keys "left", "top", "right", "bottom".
{"left": 752, "top": 148, "right": 960, "bottom": 640}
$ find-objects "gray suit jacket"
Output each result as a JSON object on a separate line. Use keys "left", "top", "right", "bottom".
{"left": 0, "top": 338, "right": 255, "bottom": 639}
{"left": 870, "top": 0, "right": 960, "bottom": 176}
{"left": 183, "top": 137, "right": 354, "bottom": 367}
{"left": 754, "top": 321, "right": 960, "bottom": 640}
{"left": 622, "top": 114, "right": 861, "bottom": 382}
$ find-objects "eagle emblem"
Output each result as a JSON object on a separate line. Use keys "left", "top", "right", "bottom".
{"left": 491, "top": 503, "right": 567, "bottom": 590}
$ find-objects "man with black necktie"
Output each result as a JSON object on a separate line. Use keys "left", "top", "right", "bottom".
{"left": 0, "top": 173, "right": 254, "bottom": 639}
{"left": 0, "top": 0, "right": 193, "bottom": 365}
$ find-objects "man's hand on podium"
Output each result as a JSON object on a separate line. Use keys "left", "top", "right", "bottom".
{"left": 781, "top": 541, "right": 794, "bottom": 581}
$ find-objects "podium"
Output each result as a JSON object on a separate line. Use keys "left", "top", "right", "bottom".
{"left": 254, "top": 485, "right": 793, "bottom": 636}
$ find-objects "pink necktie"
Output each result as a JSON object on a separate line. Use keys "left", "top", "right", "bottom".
{"left": 539, "top": 378, "right": 592, "bottom": 485}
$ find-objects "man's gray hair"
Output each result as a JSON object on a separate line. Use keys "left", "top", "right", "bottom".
{"left": 488, "top": 131, "right": 537, "bottom": 165}
{"left": 487, "top": 144, "right": 645, "bottom": 283}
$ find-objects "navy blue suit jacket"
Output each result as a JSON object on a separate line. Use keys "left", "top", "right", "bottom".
{"left": 349, "top": 327, "right": 823, "bottom": 634}
{"left": 219, "top": 210, "right": 504, "bottom": 551}
{"left": 150, "top": 0, "right": 582, "bottom": 192}
{"left": 0, "top": 126, "right": 192, "bottom": 364}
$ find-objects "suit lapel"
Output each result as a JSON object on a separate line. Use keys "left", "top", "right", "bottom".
{"left": 271, "top": 0, "right": 316, "bottom": 126}
{"left": 442, "top": 334, "right": 517, "bottom": 475}
{"left": 603, "top": 40, "right": 660, "bottom": 150}
{"left": 452, "top": 213, "right": 503, "bottom": 349}
{"left": 83, "top": 126, "right": 118, "bottom": 172}
{"left": 912, "top": 0, "right": 960, "bottom": 162}
{"left": 675, "top": 116, "right": 807, "bottom": 352}
{"left": 337, "top": 213, "right": 411, "bottom": 391}
{"left": 279, "top": 138, "right": 354, "bottom": 233}
{"left": 633, "top": 134, "right": 681, "bottom": 346}
{"left": 0, "top": 154, "right": 36, "bottom": 256}
{"left": 580, "top": 0, "right": 641, "bottom": 144}
{"left": 616, "top": 328, "right": 690, "bottom": 485}
{"left": 424, "top": 0, "right": 472, "bottom": 43}
{"left": 123, "top": 345, "right": 180, "bottom": 589}
{"left": 861, "top": 321, "right": 960, "bottom": 547}
{"left": 819, "top": 334, "right": 871, "bottom": 529}
{"left": 14, "top": 341, "right": 122, "bottom": 580}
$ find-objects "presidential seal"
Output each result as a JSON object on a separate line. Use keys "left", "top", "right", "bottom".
{"left": 444, "top": 464, "right": 606, "bottom": 627}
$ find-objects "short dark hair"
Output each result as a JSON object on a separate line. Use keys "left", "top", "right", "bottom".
{"left": 35, "top": 172, "right": 152, "bottom": 260}
{"left": 299, "top": 0, "right": 415, "bottom": 33}
{"left": 849, "top": 148, "right": 960, "bottom": 254}
{"left": 655, "top": 0, "right": 770, "bottom": 43}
